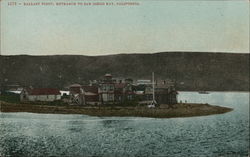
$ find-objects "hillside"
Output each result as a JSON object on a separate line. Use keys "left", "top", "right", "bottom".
{"left": 0, "top": 52, "right": 249, "bottom": 91}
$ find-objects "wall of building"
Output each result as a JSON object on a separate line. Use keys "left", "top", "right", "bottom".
{"left": 101, "top": 93, "right": 114, "bottom": 102}
{"left": 27, "top": 95, "right": 61, "bottom": 102}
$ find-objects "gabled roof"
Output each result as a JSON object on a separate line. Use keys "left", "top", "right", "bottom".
{"left": 27, "top": 88, "right": 61, "bottom": 95}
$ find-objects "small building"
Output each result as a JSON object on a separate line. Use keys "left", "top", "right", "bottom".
{"left": 114, "top": 83, "right": 134, "bottom": 103}
{"left": 69, "top": 84, "right": 100, "bottom": 105}
{"left": 20, "top": 88, "right": 61, "bottom": 102}
{"left": 155, "top": 88, "right": 178, "bottom": 105}
{"left": 60, "top": 90, "right": 70, "bottom": 96}
{"left": 82, "top": 85, "right": 99, "bottom": 105}
{"left": 154, "top": 81, "right": 178, "bottom": 105}
{"left": 7, "top": 87, "right": 23, "bottom": 94}
{"left": 69, "top": 84, "right": 85, "bottom": 105}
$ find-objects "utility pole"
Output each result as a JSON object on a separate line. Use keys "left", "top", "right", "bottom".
{"left": 148, "top": 72, "right": 156, "bottom": 108}
{"left": 0, "top": 0, "right": 2, "bottom": 56}
{"left": 152, "top": 72, "right": 155, "bottom": 103}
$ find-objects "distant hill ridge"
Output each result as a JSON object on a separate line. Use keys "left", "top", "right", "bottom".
{"left": 0, "top": 52, "right": 249, "bottom": 91}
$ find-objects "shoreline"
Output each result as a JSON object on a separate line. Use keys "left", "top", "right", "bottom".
{"left": 0, "top": 101, "right": 233, "bottom": 118}
{"left": 179, "top": 91, "right": 250, "bottom": 93}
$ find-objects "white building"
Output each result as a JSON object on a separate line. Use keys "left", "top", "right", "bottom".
{"left": 20, "top": 88, "right": 61, "bottom": 102}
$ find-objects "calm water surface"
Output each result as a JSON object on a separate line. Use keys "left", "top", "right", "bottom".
{"left": 0, "top": 92, "right": 249, "bottom": 157}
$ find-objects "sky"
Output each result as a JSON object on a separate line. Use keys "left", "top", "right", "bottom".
{"left": 0, "top": 0, "right": 249, "bottom": 56}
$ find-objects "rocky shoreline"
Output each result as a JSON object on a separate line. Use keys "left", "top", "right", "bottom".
{"left": 0, "top": 101, "right": 233, "bottom": 118}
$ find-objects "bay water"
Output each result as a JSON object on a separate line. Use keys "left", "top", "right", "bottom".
{"left": 0, "top": 92, "right": 249, "bottom": 156}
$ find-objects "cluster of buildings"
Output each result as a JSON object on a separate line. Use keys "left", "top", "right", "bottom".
{"left": 68, "top": 74, "right": 178, "bottom": 105}
{"left": 6, "top": 74, "right": 178, "bottom": 106}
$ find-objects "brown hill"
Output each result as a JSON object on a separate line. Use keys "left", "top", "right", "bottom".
{"left": 0, "top": 52, "right": 249, "bottom": 91}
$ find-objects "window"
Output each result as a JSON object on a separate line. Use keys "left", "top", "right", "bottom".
{"left": 103, "top": 86, "right": 106, "bottom": 91}
{"left": 128, "top": 95, "right": 132, "bottom": 100}
{"left": 108, "top": 94, "right": 113, "bottom": 101}
{"left": 110, "top": 85, "right": 114, "bottom": 90}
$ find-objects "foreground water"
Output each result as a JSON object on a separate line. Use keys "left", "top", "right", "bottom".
{"left": 0, "top": 92, "right": 249, "bottom": 157}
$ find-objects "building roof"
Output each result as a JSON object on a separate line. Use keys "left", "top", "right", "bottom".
{"left": 27, "top": 88, "right": 61, "bottom": 95}
{"left": 69, "top": 85, "right": 98, "bottom": 94}
{"left": 69, "top": 84, "right": 81, "bottom": 87}
{"left": 82, "top": 86, "right": 98, "bottom": 94}
{"left": 69, "top": 86, "right": 81, "bottom": 94}
{"left": 105, "top": 74, "right": 112, "bottom": 77}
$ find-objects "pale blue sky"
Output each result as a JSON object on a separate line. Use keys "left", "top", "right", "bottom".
{"left": 1, "top": 0, "right": 249, "bottom": 56}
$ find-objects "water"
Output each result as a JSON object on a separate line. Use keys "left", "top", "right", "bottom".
{"left": 0, "top": 92, "right": 249, "bottom": 157}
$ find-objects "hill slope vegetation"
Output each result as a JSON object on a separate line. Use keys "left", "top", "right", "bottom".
{"left": 0, "top": 52, "right": 249, "bottom": 91}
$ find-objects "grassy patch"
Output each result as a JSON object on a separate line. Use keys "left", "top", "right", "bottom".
{"left": 0, "top": 92, "right": 20, "bottom": 103}
{"left": 0, "top": 100, "right": 233, "bottom": 118}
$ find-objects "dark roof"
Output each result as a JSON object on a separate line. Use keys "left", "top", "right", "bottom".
{"left": 82, "top": 86, "right": 98, "bottom": 94}
{"left": 69, "top": 85, "right": 98, "bottom": 94}
{"left": 70, "top": 86, "right": 81, "bottom": 93}
{"left": 27, "top": 88, "right": 61, "bottom": 95}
